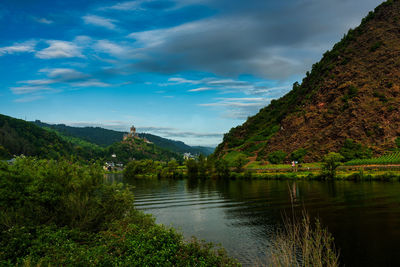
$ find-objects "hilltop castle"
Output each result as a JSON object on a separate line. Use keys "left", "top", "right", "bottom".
{"left": 123, "top": 126, "right": 138, "bottom": 140}
{"left": 123, "top": 125, "right": 152, "bottom": 144}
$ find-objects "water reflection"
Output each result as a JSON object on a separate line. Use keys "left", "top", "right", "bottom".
{"left": 122, "top": 178, "right": 400, "bottom": 267}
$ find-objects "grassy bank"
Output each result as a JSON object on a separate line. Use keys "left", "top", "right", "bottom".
{"left": 230, "top": 170, "right": 400, "bottom": 181}
{"left": 0, "top": 158, "right": 239, "bottom": 266}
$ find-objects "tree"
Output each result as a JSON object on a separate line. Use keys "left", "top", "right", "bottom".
{"left": 268, "top": 150, "right": 287, "bottom": 164}
{"left": 215, "top": 159, "right": 230, "bottom": 178}
{"left": 185, "top": 159, "right": 199, "bottom": 179}
{"left": 321, "top": 152, "right": 344, "bottom": 178}
{"left": 197, "top": 155, "right": 208, "bottom": 178}
{"left": 233, "top": 155, "right": 247, "bottom": 172}
{"left": 339, "top": 139, "right": 372, "bottom": 161}
{"left": 290, "top": 148, "right": 307, "bottom": 163}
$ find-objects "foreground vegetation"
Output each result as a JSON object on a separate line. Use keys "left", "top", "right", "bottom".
{"left": 269, "top": 212, "right": 339, "bottom": 267}
{"left": 0, "top": 157, "right": 238, "bottom": 266}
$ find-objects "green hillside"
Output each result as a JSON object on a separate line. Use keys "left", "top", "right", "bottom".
{"left": 1, "top": 114, "right": 180, "bottom": 162}
{"left": 33, "top": 120, "right": 124, "bottom": 147}
{"left": 138, "top": 133, "right": 214, "bottom": 155}
{"left": 0, "top": 114, "right": 74, "bottom": 160}
{"left": 34, "top": 120, "right": 214, "bottom": 156}
{"left": 216, "top": 0, "right": 400, "bottom": 162}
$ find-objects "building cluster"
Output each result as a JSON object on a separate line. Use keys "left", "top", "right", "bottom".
{"left": 183, "top": 152, "right": 196, "bottom": 160}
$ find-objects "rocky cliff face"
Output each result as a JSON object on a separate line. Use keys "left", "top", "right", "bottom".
{"left": 215, "top": 0, "right": 400, "bottom": 161}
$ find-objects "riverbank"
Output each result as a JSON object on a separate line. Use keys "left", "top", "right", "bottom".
{"left": 0, "top": 158, "right": 239, "bottom": 266}
{"left": 234, "top": 171, "right": 400, "bottom": 181}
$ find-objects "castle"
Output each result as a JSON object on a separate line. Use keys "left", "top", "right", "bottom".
{"left": 123, "top": 125, "right": 152, "bottom": 144}
{"left": 123, "top": 126, "right": 138, "bottom": 140}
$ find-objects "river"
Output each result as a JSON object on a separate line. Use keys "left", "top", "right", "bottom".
{"left": 116, "top": 177, "right": 400, "bottom": 266}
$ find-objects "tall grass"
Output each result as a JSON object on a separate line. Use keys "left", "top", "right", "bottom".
{"left": 268, "top": 184, "right": 339, "bottom": 267}
{"left": 268, "top": 212, "right": 339, "bottom": 267}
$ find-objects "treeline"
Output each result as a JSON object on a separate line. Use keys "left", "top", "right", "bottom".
{"left": 0, "top": 157, "right": 239, "bottom": 266}
{"left": 0, "top": 114, "right": 181, "bottom": 162}
{"left": 124, "top": 155, "right": 250, "bottom": 180}
{"left": 33, "top": 120, "right": 125, "bottom": 147}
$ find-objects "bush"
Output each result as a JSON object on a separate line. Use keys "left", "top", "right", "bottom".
{"left": 0, "top": 157, "right": 134, "bottom": 232}
{"left": 233, "top": 154, "right": 247, "bottom": 172}
{"left": 321, "top": 152, "right": 344, "bottom": 179}
{"left": 215, "top": 159, "right": 231, "bottom": 178}
{"left": 186, "top": 158, "right": 199, "bottom": 179}
{"left": 290, "top": 148, "right": 307, "bottom": 163}
{"left": 268, "top": 150, "right": 287, "bottom": 164}
{"left": 339, "top": 139, "right": 372, "bottom": 161}
{"left": 396, "top": 137, "right": 400, "bottom": 149}
{"left": 0, "top": 157, "right": 239, "bottom": 266}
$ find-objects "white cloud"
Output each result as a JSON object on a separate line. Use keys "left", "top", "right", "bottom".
{"left": 105, "top": 1, "right": 143, "bottom": 11}
{"left": 17, "top": 79, "right": 55, "bottom": 85}
{"left": 39, "top": 68, "right": 88, "bottom": 80}
{"left": 83, "top": 15, "right": 117, "bottom": 30}
{"left": 94, "top": 40, "right": 129, "bottom": 56}
{"left": 188, "top": 87, "right": 213, "bottom": 92}
{"left": 10, "top": 86, "right": 52, "bottom": 95}
{"left": 71, "top": 79, "right": 111, "bottom": 87}
{"left": 14, "top": 95, "right": 43, "bottom": 103}
{"left": 168, "top": 77, "right": 201, "bottom": 84}
{"left": 0, "top": 41, "right": 36, "bottom": 55}
{"left": 36, "top": 18, "right": 53, "bottom": 24}
{"left": 36, "top": 40, "right": 83, "bottom": 59}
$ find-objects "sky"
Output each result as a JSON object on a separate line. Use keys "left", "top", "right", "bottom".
{"left": 0, "top": 0, "right": 384, "bottom": 146}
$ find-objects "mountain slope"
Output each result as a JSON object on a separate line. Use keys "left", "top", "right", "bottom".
{"left": 0, "top": 114, "right": 180, "bottom": 162}
{"left": 138, "top": 133, "right": 214, "bottom": 155}
{"left": 0, "top": 114, "right": 74, "bottom": 159}
{"left": 33, "top": 121, "right": 124, "bottom": 147}
{"left": 216, "top": 0, "right": 400, "bottom": 161}
{"left": 34, "top": 121, "right": 214, "bottom": 155}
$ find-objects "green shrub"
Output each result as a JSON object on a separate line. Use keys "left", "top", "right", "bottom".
{"left": 339, "top": 139, "right": 372, "bottom": 161}
{"left": 0, "top": 157, "right": 134, "bottom": 232}
{"left": 0, "top": 157, "right": 239, "bottom": 266}
{"left": 233, "top": 154, "right": 248, "bottom": 173}
{"left": 321, "top": 152, "right": 344, "bottom": 179}
{"left": 396, "top": 137, "right": 400, "bottom": 149}
{"left": 268, "top": 150, "right": 287, "bottom": 164}
{"left": 290, "top": 148, "right": 307, "bottom": 163}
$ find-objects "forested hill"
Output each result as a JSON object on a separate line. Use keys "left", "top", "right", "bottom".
{"left": 34, "top": 121, "right": 214, "bottom": 155}
{"left": 33, "top": 121, "right": 124, "bottom": 147}
{"left": 215, "top": 0, "right": 400, "bottom": 162}
{"left": 138, "top": 133, "right": 214, "bottom": 156}
{"left": 0, "top": 114, "right": 74, "bottom": 159}
{"left": 0, "top": 114, "right": 180, "bottom": 162}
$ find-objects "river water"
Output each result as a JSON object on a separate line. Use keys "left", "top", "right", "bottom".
{"left": 120, "top": 177, "right": 400, "bottom": 266}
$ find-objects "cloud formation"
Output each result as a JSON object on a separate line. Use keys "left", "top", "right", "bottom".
{"left": 127, "top": 0, "right": 383, "bottom": 79}
{"left": 36, "top": 17, "right": 53, "bottom": 24}
{"left": 0, "top": 41, "right": 36, "bottom": 55}
{"left": 36, "top": 40, "right": 83, "bottom": 59}
{"left": 83, "top": 15, "right": 117, "bottom": 30}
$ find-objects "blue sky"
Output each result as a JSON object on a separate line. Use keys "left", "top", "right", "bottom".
{"left": 0, "top": 0, "right": 384, "bottom": 146}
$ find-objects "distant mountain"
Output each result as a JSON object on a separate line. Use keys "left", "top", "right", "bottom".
{"left": 34, "top": 121, "right": 214, "bottom": 156}
{"left": 216, "top": 0, "right": 400, "bottom": 161}
{"left": 138, "top": 133, "right": 214, "bottom": 156}
{"left": 33, "top": 121, "right": 124, "bottom": 147}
